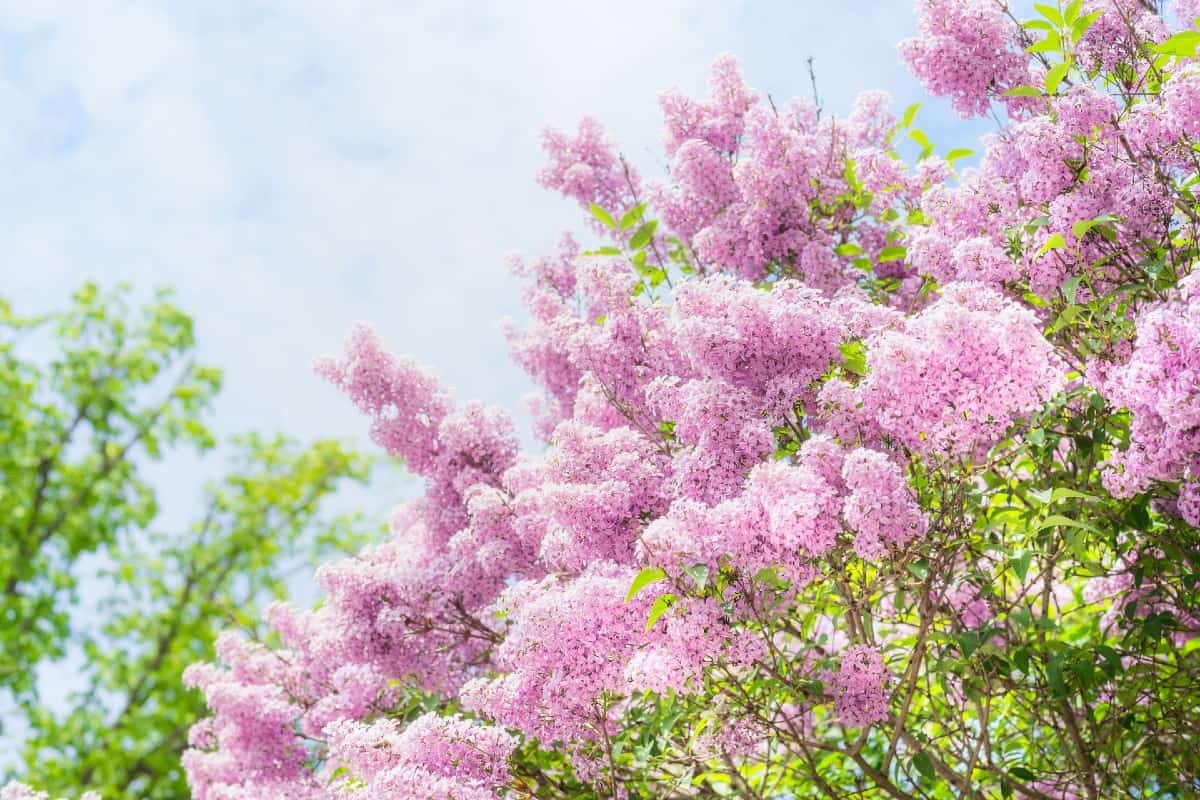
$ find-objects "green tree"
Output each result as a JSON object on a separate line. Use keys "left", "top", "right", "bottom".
{"left": 18, "top": 434, "right": 372, "bottom": 799}
{"left": 0, "top": 283, "right": 221, "bottom": 696}
{"left": 0, "top": 285, "right": 376, "bottom": 798}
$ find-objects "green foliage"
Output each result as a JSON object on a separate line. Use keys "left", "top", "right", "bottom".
{"left": 0, "top": 285, "right": 376, "bottom": 799}
{"left": 0, "top": 283, "right": 221, "bottom": 697}
{"left": 18, "top": 435, "right": 373, "bottom": 800}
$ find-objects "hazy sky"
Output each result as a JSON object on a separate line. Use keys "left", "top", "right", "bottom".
{"left": 0, "top": 0, "right": 997, "bottom": 750}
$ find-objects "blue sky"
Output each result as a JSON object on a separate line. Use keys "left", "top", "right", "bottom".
{"left": 0, "top": 0, "right": 997, "bottom": 758}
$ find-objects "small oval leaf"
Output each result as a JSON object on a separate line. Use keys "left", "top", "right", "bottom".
{"left": 629, "top": 219, "right": 658, "bottom": 249}
{"left": 645, "top": 592, "right": 677, "bottom": 632}
{"left": 589, "top": 202, "right": 617, "bottom": 229}
{"left": 626, "top": 566, "right": 667, "bottom": 602}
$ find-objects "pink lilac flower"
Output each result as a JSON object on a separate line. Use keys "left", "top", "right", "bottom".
{"left": 832, "top": 645, "right": 891, "bottom": 727}
{"left": 898, "top": 0, "right": 1028, "bottom": 118}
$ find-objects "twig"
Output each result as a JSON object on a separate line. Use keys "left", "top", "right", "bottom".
{"left": 807, "top": 56, "right": 823, "bottom": 120}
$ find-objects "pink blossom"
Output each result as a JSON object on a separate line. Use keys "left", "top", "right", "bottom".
{"left": 832, "top": 645, "right": 890, "bottom": 727}
{"left": 898, "top": 0, "right": 1028, "bottom": 118}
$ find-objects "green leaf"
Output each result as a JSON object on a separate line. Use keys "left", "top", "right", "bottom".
{"left": 1062, "top": 275, "right": 1081, "bottom": 304}
{"left": 1155, "top": 30, "right": 1200, "bottom": 57}
{"left": 840, "top": 341, "right": 868, "bottom": 376}
{"left": 1012, "top": 551, "right": 1034, "bottom": 583}
{"left": 1123, "top": 501, "right": 1151, "bottom": 530}
{"left": 619, "top": 203, "right": 646, "bottom": 231}
{"left": 1072, "top": 217, "right": 1110, "bottom": 240}
{"left": 645, "top": 592, "right": 677, "bottom": 632}
{"left": 1002, "top": 85, "right": 1044, "bottom": 98}
{"left": 626, "top": 566, "right": 667, "bottom": 602}
{"left": 1071, "top": 658, "right": 1095, "bottom": 690}
{"left": 835, "top": 242, "right": 864, "bottom": 257}
{"left": 629, "top": 219, "right": 658, "bottom": 249}
{"left": 1047, "top": 656, "right": 1067, "bottom": 697}
{"left": 694, "top": 771, "right": 732, "bottom": 786}
{"left": 1013, "top": 646, "right": 1032, "bottom": 673}
{"left": 589, "top": 202, "right": 617, "bottom": 229}
{"left": 687, "top": 563, "right": 710, "bottom": 591}
{"left": 909, "top": 128, "right": 931, "bottom": 150}
{"left": 1034, "top": 2, "right": 1064, "bottom": 26}
{"left": 900, "top": 102, "right": 920, "bottom": 129}
{"left": 1096, "top": 644, "right": 1122, "bottom": 678}
{"left": 1028, "top": 31, "right": 1063, "bottom": 54}
{"left": 1036, "top": 233, "right": 1067, "bottom": 258}
{"left": 912, "top": 752, "right": 936, "bottom": 782}
{"left": 878, "top": 246, "right": 907, "bottom": 263}
{"left": 1050, "top": 487, "right": 1094, "bottom": 503}
{"left": 1064, "top": 0, "right": 1082, "bottom": 24}
{"left": 1072, "top": 10, "right": 1102, "bottom": 41}
{"left": 1009, "top": 766, "right": 1037, "bottom": 781}
{"left": 908, "top": 559, "right": 930, "bottom": 581}
{"left": 1047, "top": 303, "right": 1083, "bottom": 334}
{"left": 1066, "top": 527, "right": 1090, "bottom": 560}
{"left": 945, "top": 148, "right": 975, "bottom": 164}
{"left": 1044, "top": 61, "right": 1071, "bottom": 95}
{"left": 755, "top": 566, "right": 786, "bottom": 588}
{"left": 1037, "top": 514, "right": 1100, "bottom": 534}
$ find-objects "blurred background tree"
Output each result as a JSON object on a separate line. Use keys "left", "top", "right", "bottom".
{"left": 0, "top": 284, "right": 376, "bottom": 799}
